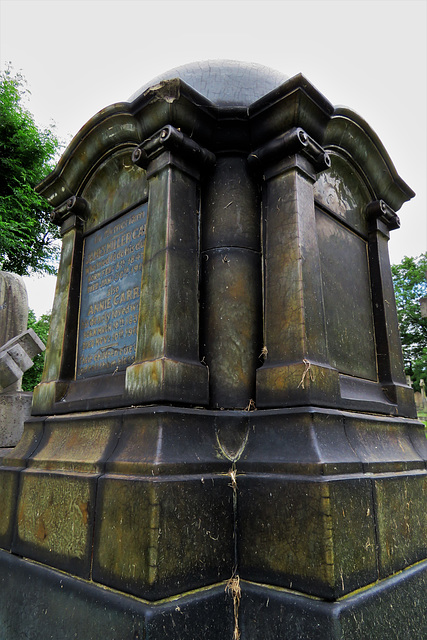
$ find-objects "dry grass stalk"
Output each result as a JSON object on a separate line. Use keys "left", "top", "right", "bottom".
{"left": 298, "top": 358, "right": 315, "bottom": 389}
{"left": 228, "top": 466, "right": 237, "bottom": 491}
{"left": 244, "top": 398, "right": 256, "bottom": 411}
{"left": 259, "top": 345, "right": 268, "bottom": 359}
{"left": 226, "top": 573, "right": 241, "bottom": 640}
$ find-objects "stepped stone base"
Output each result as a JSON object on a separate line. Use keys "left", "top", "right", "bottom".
{"left": 0, "top": 550, "right": 426, "bottom": 639}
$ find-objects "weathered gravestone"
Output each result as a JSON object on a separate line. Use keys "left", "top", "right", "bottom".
{"left": 0, "top": 272, "right": 45, "bottom": 447}
{"left": 0, "top": 272, "right": 28, "bottom": 351}
{"left": 419, "top": 379, "right": 426, "bottom": 409}
{"left": 0, "top": 61, "right": 426, "bottom": 639}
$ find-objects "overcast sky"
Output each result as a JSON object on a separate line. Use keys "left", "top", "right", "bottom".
{"left": 1, "top": 0, "right": 426, "bottom": 316}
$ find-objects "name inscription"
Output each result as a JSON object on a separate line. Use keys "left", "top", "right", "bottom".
{"left": 76, "top": 203, "right": 147, "bottom": 378}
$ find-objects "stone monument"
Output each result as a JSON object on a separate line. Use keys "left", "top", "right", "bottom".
{"left": 0, "top": 272, "right": 45, "bottom": 447}
{"left": 0, "top": 61, "right": 425, "bottom": 639}
{"left": 420, "top": 378, "right": 426, "bottom": 409}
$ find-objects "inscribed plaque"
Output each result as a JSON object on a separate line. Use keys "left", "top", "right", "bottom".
{"left": 76, "top": 203, "right": 147, "bottom": 378}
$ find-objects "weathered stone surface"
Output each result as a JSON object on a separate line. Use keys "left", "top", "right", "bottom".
{"left": 0, "top": 392, "right": 32, "bottom": 447}
{"left": 128, "top": 59, "right": 289, "bottom": 107}
{"left": 0, "top": 275, "right": 44, "bottom": 447}
{"left": 240, "top": 561, "right": 427, "bottom": 639}
{"left": 0, "top": 272, "right": 28, "bottom": 349}
{"left": 0, "top": 549, "right": 233, "bottom": 640}
{"left": 0, "top": 272, "right": 30, "bottom": 396}
{"left": 238, "top": 473, "right": 378, "bottom": 599}
{"left": 0, "top": 62, "right": 424, "bottom": 639}
{"left": 0, "top": 329, "right": 45, "bottom": 392}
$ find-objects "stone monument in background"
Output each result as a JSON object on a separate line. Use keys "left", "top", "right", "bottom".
{"left": 0, "top": 61, "right": 425, "bottom": 639}
{"left": 0, "top": 272, "right": 44, "bottom": 447}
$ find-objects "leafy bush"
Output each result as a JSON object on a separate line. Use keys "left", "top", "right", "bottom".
{"left": 22, "top": 309, "right": 50, "bottom": 391}
{"left": 392, "top": 253, "right": 427, "bottom": 392}
{"left": 0, "top": 66, "right": 60, "bottom": 275}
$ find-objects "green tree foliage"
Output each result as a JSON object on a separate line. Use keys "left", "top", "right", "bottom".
{"left": 21, "top": 309, "right": 50, "bottom": 391}
{"left": 391, "top": 253, "right": 427, "bottom": 392}
{"left": 0, "top": 66, "right": 60, "bottom": 276}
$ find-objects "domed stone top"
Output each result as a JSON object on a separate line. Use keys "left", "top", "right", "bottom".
{"left": 128, "top": 60, "right": 289, "bottom": 107}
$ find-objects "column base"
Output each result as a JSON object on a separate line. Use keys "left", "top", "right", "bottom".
{"left": 125, "top": 357, "right": 209, "bottom": 405}
{"left": 0, "top": 550, "right": 425, "bottom": 639}
{"left": 0, "top": 550, "right": 233, "bottom": 640}
{"left": 256, "top": 361, "right": 340, "bottom": 408}
{"left": 240, "top": 560, "right": 427, "bottom": 639}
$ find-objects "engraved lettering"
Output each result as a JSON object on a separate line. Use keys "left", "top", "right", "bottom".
{"left": 76, "top": 203, "right": 147, "bottom": 378}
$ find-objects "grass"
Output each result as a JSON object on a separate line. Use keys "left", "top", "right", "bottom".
{"left": 417, "top": 410, "right": 427, "bottom": 430}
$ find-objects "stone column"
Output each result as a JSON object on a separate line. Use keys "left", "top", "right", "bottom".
{"left": 32, "top": 197, "right": 88, "bottom": 414}
{"left": 200, "top": 156, "right": 262, "bottom": 409}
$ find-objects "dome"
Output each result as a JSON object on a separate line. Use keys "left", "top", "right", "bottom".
{"left": 128, "top": 60, "right": 288, "bottom": 107}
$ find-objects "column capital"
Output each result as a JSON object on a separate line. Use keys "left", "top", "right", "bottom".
{"left": 132, "top": 125, "right": 215, "bottom": 178}
{"left": 366, "top": 200, "right": 400, "bottom": 234}
{"left": 248, "top": 127, "right": 330, "bottom": 180}
{"left": 51, "top": 196, "right": 90, "bottom": 235}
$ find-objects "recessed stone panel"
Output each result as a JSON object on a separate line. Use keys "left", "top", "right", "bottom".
{"left": 238, "top": 474, "right": 377, "bottom": 599}
{"left": 82, "top": 149, "right": 148, "bottom": 232}
{"left": 316, "top": 208, "right": 377, "bottom": 381}
{"left": 93, "top": 473, "right": 234, "bottom": 599}
{"left": 374, "top": 473, "right": 427, "bottom": 578}
{"left": 13, "top": 469, "right": 97, "bottom": 578}
{"left": 314, "top": 152, "right": 371, "bottom": 235}
{"left": 77, "top": 203, "right": 147, "bottom": 378}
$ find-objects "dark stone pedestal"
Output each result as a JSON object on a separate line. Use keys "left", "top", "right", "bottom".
{"left": 1, "top": 405, "right": 426, "bottom": 639}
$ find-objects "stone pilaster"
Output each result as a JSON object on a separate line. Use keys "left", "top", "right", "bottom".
{"left": 32, "top": 197, "right": 88, "bottom": 413}
{"left": 367, "top": 200, "right": 417, "bottom": 417}
{"left": 125, "top": 126, "right": 214, "bottom": 405}
{"left": 251, "top": 128, "right": 340, "bottom": 408}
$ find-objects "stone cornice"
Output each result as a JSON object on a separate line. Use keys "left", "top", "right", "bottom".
{"left": 36, "top": 79, "right": 216, "bottom": 209}
{"left": 325, "top": 106, "right": 415, "bottom": 211}
{"left": 35, "top": 105, "right": 140, "bottom": 208}
{"left": 36, "top": 75, "right": 414, "bottom": 217}
{"left": 248, "top": 73, "right": 335, "bottom": 147}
